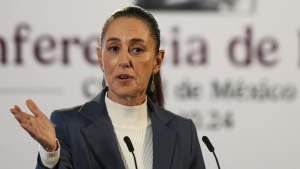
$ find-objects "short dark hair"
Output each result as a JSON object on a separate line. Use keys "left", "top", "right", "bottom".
{"left": 100, "top": 6, "right": 165, "bottom": 108}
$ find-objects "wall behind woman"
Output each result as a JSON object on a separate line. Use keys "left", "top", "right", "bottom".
{"left": 1, "top": 0, "right": 299, "bottom": 168}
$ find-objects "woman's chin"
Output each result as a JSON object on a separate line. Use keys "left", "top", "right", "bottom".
{"left": 108, "top": 86, "right": 145, "bottom": 100}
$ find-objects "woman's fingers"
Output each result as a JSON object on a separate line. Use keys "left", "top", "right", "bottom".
{"left": 26, "top": 99, "right": 45, "bottom": 118}
{"left": 10, "top": 105, "right": 32, "bottom": 124}
{"left": 11, "top": 109, "right": 41, "bottom": 140}
{"left": 10, "top": 100, "right": 57, "bottom": 151}
{"left": 27, "top": 100, "right": 54, "bottom": 131}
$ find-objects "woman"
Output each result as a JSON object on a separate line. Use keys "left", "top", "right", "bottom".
{"left": 10, "top": 6, "right": 206, "bottom": 169}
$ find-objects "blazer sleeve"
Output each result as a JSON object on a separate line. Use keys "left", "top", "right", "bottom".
{"left": 189, "top": 119, "right": 206, "bottom": 169}
{"left": 36, "top": 111, "right": 73, "bottom": 169}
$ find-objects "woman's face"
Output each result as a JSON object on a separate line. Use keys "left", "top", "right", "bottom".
{"left": 97, "top": 17, "right": 164, "bottom": 105}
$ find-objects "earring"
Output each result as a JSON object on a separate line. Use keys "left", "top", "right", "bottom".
{"left": 151, "top": 75, "right": 155, "bottom": 92}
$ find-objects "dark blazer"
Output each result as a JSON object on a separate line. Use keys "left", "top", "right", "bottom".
{"left": 36, "top": 88, "right": 206, "bottom": 169}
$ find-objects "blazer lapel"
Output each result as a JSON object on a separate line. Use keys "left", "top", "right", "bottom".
{"left": 79, "top": 88, "right": 125, "bottom": 169}
{"left": 149, "top": 101, "right": 177, "bottom": 169}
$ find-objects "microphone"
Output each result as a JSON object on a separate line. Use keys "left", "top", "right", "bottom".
{"left": 123, "top": 136, "right": 138, "bottom": 169}
{"left": 202, "top": 136, "right": 221, "bottom": 169}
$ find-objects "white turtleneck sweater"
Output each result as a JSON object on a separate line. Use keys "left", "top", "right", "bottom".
{"left": 39, "top": 93, "right": 153, "bottom": 169}
{"left": 105, "top": 95, "right": 153, "bottom": 169}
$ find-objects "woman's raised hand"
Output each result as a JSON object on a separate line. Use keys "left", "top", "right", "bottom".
{"left": 10, "top": 99, "right": 57, "bottom": 152}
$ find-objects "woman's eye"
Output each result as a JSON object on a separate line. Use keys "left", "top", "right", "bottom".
{"left": 132, "top": 48, "right": 144, "bottom": 54}
{"left": 108, "top": 46, "right": 119, "bottom": 52}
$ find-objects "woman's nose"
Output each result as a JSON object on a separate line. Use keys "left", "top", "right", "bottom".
{"left": 118, "top": 50, "right": 131, "bottom": 68}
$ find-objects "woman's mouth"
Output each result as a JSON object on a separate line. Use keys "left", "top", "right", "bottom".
{"left": 116, "top": 74, "right": 133, "bottom": 79}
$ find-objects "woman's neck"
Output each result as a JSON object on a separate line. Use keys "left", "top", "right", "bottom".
{"left": 105, "top": 93, "right": 150, "bottom": 129}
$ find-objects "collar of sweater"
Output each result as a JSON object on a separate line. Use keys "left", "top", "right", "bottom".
{"left": 105, "top": 93, "right": 151, "bottom": 129}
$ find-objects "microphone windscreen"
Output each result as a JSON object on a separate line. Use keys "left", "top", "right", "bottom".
{"left": 123, "top": 136, "right": 134, "bottom": 152}
{"left": 202, "top": 136, "right": 215, "bottom": 152}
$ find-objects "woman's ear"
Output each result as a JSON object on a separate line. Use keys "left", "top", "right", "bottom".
{"left": 153, "top": 50, "right": 165, "bottom": 74}
{"left": 97, "top": 46, "right": 104, "bottom": 71}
